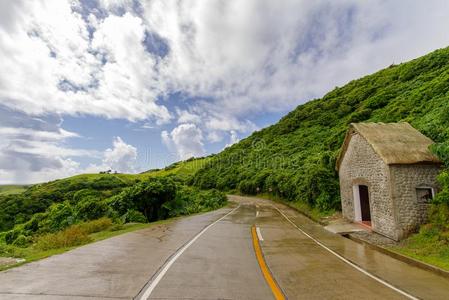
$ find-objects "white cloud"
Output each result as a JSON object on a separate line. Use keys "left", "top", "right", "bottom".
{"left": 0, "top": 107, "right": 93, "bottom": 184}
{"left": 176, "top": 108, "right": 201, "bottom": 124}
{"left": 143, "top": 0, "right": 449, "bottom": 124}
{"left": 3, "top": 0, "right": 449, "bottom": 129}
{"left": 2, "top": 1, "right": 449, "bottom": 182}
{"left": 0, "top": 1, "right": 171, "bottom": 123}
{"left": 98, "top": 0, "right": 134, "bottom": 11}
{"left": 225, "top": 130, "right": 239, "bottom": 148}
{"left": 0, "top": 127, "right": 79, "bottom": 140}
{"left": 162, "top": 123, "right": 205, "bottom": 160}
{"left": 103, "top": 136, "right": 138, "bottom": 173}
{"left": 0, "top": 107, "right": 138, "bottom": 183}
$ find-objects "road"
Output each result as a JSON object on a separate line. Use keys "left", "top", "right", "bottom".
{"left": 1, "top": 196, "right": 449, "bottom": 299}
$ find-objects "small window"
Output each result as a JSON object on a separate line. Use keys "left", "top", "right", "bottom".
{"left": 416, "top": 188, "right": 433, "bottom": 203}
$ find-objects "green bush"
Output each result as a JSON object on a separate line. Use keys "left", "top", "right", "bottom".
{"left": 41, "top": 201, "right": 74, "bottom": 232}
{"left": 35, "top": 226, "right": 92, "bottom": 251}
{"left": 122, "top": 210, "right": 147, "bottom": 223}
{"left": 72, "top": 189, "right": 101, "bottom": 204}
{"left": 74, "top": 217, "right": 113, "bottom": 234}
{"left": 108, "top": 177, "right": 177, "bottom": 221}
{"left": 23, "top": 213, "right": 46, "bottom": 233}
{"left": 4, "top": 229, "right": 21, "bottom": 245}
{"left": 238, "top": 180, "right": 257, "bottom": 195}
{"left": 12, "top": 234, "right": 30, "bottom": 248}
{"left": 164, "top": 186, "right": 227, "bottom": 217}
{"left": 0, "top": 174, "right": 133, "bottom": 232}
{"left": 75, "top": 197, "right": 109, "bottom": 221}
{"left": 428, "top": 203, "right": 449, "bottom": 232}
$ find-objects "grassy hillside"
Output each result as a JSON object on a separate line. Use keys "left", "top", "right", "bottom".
{"left": 0, "top": 185, "right": 29, "bottom": 195}
{"left": 0, "top": 157, "right": 211, "bottom": 232}
{"left": 141, "top": 156, "right": 211, "bottom": 178}
{"left": 193, "top": 47, "right": 449, "bottom": 211}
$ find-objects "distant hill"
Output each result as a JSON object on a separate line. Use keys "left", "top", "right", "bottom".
{"left": 141, "top": 157, "right": 211, "bottom": 177}
{"left": 193, "top": 47, "right": 449, "bottom": 211}
{"left": 0, "top": 185, "right": 29, "bottom": 196}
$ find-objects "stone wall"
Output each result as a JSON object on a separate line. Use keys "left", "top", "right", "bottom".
{"left": 339, "top": 133, "right": 397, "bottom": 239}
{"left": 390, "top": 164, "right": 441, "bottom": 239}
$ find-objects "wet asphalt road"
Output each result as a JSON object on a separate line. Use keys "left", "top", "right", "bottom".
{"left": 1, "top": 196, "right": 449, "bottom": 299}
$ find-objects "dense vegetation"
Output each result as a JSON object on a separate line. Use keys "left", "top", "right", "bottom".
{"left": 193, "top": 47, "right": 449, "bottom": 214}
{"left": 0, "top": 157, "right": 226, "bottom": 254}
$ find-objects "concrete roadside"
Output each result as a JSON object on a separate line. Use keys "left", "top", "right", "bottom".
{"left": 0, "top": 207, "right": 235, "bottom": 299}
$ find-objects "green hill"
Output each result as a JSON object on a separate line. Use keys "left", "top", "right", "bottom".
{"left": 0, "top": 156, "right": 228, "bottom": 266}
{"left": 0, "top": 157, "right": 210, "bottom": 232}
{"left": 0, "top": 185, "right": 29, "bottom": 196}
{"left": 193, "top": 47, "right": 449, "bottom": 211}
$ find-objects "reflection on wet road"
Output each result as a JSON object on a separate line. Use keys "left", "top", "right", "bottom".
{"left": 1, "top": 196, "right": 449, "bottom": 299}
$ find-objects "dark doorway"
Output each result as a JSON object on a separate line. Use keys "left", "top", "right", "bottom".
{"left": 359, "top": 185, "right": 371, "bottom": 222}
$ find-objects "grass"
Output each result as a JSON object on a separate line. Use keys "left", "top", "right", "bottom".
{"left": 34, "top": 218, "right": 115, "bottom": 251}
{"left": 29, "top": 157, "right": 211, "bottom": 192}
{"left": 139, "top": 157, "right": 212, "bottom": 178}
{"left": 0, "top": 185, "right": 29, "bottom": 195}
{"left": 389, "top": 228, "right": 449, "bottom": 271}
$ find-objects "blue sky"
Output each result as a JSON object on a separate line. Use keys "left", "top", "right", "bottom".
{"left": 1, "top": 0, "right": 449, "bottom": 184}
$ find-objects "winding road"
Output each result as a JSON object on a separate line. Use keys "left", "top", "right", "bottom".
{"left": 1, "top": 196, "right": 449, "bottom": 299}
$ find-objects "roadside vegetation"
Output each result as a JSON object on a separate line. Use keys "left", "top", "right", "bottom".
{"left": 192, "top": 47, "right": 449, "bottom": 267}
{"left": 0, "top": 157, "right": 226, "bottom": 269}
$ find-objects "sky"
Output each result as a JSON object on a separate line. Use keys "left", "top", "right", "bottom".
{"left": 1, "top": 0, "right": 449, "bottom": 184}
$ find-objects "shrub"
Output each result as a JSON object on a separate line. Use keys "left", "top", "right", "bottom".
{"left": 428, "top": 203, "right": 449, "bottom": 232}
{"left": 196, "top": 189, "right": 227, "bottom": 211}
{"left": 41, "top": 201, "right": 74, "bottom": 232}
{"left": 75, "top": 217, "right": 113, "bottom": 234}
{"left": 0, "top": 243, "right": 27, "bottom": 258}
{"left": 109, "top": 224, "right": 124, "bottom": 231}
{"left": 12, "top": 234, "right": 30, "bottom": 248}
{"left": 75, "top": 197, "right": 109, "bottom": 221}
{"left": 35, "top": 226, "right": 92, "bottom": 250}
{"left": 4, "top": 229, "right": 21, "bottom": 245}
{"left": 108, "top": 177, "right": 177, "bottom": 221}
{"left": 238, "top": 180, "right": 257, "bottom": 195}
{"left": 72, "top": 189, "right": 101, "bottom": 204}
{"left": 122, "top": 210, "right": 147, "bottom": 223}
{"left": 23, "top": 213, "right": 46, "bottom": 233}
{"left": 166, "top": 186, "right": 227, "bottom": 216}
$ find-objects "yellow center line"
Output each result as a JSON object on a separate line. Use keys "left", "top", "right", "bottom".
{"left": 251, "top": 225, "right": 286, "bottom": 300}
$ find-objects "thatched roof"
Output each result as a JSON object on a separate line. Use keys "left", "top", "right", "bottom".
{"left": 336, "top": 122, "right": 440, "bottom": 170}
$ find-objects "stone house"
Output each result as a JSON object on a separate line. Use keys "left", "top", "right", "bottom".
{"left": 336, "top": 122, "right": 441, "bottom": 240}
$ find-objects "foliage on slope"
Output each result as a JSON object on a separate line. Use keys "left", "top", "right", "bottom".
{"left": 193, "top": 47, "right": 449, "bottom": 211}
{"left": 0, "top": 157, "right": 211, "bottom": 232}
{"left": 0, "top": 175, "right": 226, "bottom": 250}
